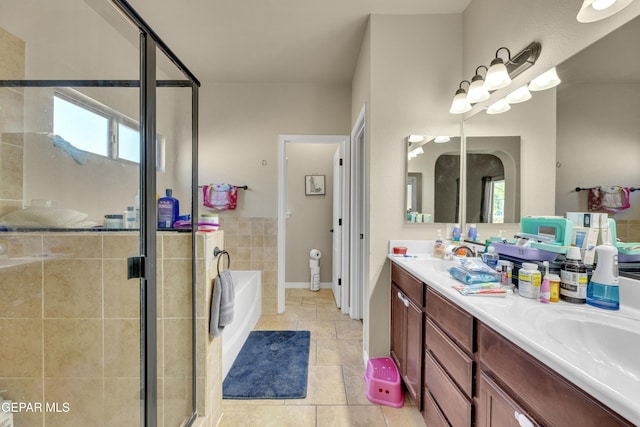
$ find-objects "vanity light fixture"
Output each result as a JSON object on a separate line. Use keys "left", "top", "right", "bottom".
{"left": 407, "top": 135, "right": 425, "bottom": 143}
{"left": 484, "top": 48, "right": 513, "bottom": 90}
{"left": 528, "top": 67, "right": 561, "bottom": 91}
{"left": 486, "top": 98, "right": 511, "bottom": 115}
{"left": 449, "top": 80, "right": 472, "bottom": 114}
{"left": 434, "top": 136, "right": 450, "bottom": 143}
{"left": 577, "top": 0, "right": 634, "bottom": 23}
{"left": 506, "top": 85, "right": 532, "bottom": 104}
{"left": 467, "top": 66, "right": 491, "bottom": 103}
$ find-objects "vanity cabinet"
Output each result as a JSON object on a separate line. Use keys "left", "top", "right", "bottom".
{"left": 424, "top": 287, "right": 475, "bottom": 427}
{"left": 477, "top": 322, "right": 634, "bottom": 427}
{"left": 390, "top": 264, "right": 425, "bottom": 408}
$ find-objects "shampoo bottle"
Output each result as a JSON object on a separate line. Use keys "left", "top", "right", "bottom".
{"left": 586, "top": 244, "right": 619, "bottom": 310}
{"left": 158, "top": 189, "right": 180, "bottom": 229}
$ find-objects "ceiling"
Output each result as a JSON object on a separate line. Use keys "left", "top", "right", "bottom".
{"left": 126, "top": 0, "right": 472, "bottom": 84}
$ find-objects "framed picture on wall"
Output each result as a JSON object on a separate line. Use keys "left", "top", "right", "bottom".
{"left": 305, "top": 175, "right": 325, "bottom": 195}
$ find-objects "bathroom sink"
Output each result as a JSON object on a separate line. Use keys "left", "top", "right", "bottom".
{"left": 535, "top": 308, "right": 640, "bottom": 380}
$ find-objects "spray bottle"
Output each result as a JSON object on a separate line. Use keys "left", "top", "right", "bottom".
{"left": 540, "top": 261, "right": 550, "bottom": 303}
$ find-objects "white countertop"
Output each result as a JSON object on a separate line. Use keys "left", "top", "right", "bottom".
{"left": 388, "top": 245, "right": 640, "bottom": 425}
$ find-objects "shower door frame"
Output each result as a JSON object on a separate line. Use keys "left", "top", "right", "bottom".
{"left": 0, "top": 1, "right": 201, "bottom": 425}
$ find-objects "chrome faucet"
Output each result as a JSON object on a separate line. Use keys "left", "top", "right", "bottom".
{"left": 447, "top": 243, "right": 477, "bottom": 259}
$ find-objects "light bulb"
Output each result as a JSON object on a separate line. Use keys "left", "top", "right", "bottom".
{"left": 592, "top": 0, "right": 617, "bottom": 10}
{"left": 506, "top": 85, "right": 532, "bottom": 104}
{"left": 434, "top": 136, "right": 450, "bottom": 143}
{"left": 486, "top": 98, "right": 511, "bottom": 115}
{"left": 529, "top": 67, "right": 561, "bottom": 91}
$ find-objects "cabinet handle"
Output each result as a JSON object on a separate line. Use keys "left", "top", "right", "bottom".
{"left": 396, "top": 291, "right": 410, "bottom": 307}
{"left": 514, "top": 411, "right": 534, "bottom": 427}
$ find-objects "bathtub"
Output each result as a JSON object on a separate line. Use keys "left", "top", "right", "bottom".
{"left": 221, "top": 270, "right": 262, "bottom": 379}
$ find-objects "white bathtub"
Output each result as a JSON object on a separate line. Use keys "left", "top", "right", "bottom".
{"left": 221, "top": 270, "right": 262, "bottom": 379}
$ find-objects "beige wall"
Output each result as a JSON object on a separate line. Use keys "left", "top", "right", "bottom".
{"left": 285, "top": 143, "right": 337, "bottom": 283}
{"left": 359, "top": 14, "right": 464, "bottom": 358}
{"left": 197, "top": 82, "right": 351, "bottom": 219}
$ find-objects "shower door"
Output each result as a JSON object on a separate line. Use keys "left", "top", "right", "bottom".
{"left": 0, "top": 1, "right": 199, "bottom": 426}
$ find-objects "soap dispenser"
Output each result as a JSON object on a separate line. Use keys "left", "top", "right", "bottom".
{"left": 586, "top": 244, "right": 619, "bottom": 310}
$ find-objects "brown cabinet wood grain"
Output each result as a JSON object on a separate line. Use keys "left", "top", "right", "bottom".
{"left": 426, "top": 287, "right": 474, "bottom": 354}
{"left": 477, "top": 322, "right": 634, "bottom": 427}
{"left": 425, "top": 317, "right": 474, "bottom": 399}
{"left": 390, "top": 264, "right": 425, "bottom": 409}
{"left": 477, "top": 371, "right": 540, "bottom": 427}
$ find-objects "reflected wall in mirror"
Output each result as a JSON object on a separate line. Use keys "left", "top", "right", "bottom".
{"left": 406, "top": 136, "right": 461, "bottom": 223}
{"left": 555, "top": 14, "right": 640, "bottom": 243}
{"left": 466, "top": 136, "right": 520, "bottom": 224}
{"left": 462, "top": 14, "right": 640, "bottom": 242}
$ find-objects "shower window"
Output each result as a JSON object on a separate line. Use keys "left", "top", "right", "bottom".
{"left": 53, "top": 91, "right": 165, "bottom": 166}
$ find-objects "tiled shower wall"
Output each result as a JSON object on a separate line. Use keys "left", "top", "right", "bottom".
{"left": 0, "top": 28, "right": 25, "bottom": 216}
{"left": 218, "top": 217, "right": 278, "bottom": 313}
{"left": 0, "top": 231, "right": 220, "bottom": 427}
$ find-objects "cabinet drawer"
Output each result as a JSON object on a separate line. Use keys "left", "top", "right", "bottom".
{"left": 425, "top": 351, "right": 472, "bottom": 427}
{"left": 422, "top": 389, "right": 449, "bottom": 427}
{"left": 477, "top": 371, "right": 540, "bottom": 427}
{"left": 426, "top": 287, "right": 474, "bottom": 354}
{"left": 478, "top": 322, "right": 634, "bottom": 427}
{"left": 425, "top": 318, "right": 473, "bottom": 398}
{"left": 392, "top": 263, "right": 424, "bottom": 307}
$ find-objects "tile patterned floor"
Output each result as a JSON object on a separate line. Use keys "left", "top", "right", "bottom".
{"left": 219, "top": 288, "right": 426, "bottom": 427}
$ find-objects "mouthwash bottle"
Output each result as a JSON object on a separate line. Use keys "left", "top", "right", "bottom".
{"left": 158, "top": 189, "right": 180, "bottom": 229}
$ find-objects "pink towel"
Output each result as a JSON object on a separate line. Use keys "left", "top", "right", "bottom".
{"left": 588, "top": 186, "right": 630, "bottom": 213}
{"left": 203, "top": 184, "right": 238, "bottom": 210}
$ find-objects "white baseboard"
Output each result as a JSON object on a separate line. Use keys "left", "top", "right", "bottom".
{"left": 285, "top": 281, "right": 332, "bottom": 289}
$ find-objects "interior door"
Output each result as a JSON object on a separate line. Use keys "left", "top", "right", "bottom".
{"left": 332, "top": 146, "right": 342, "bottom": 307}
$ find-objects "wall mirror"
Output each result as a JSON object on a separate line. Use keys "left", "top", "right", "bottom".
{"left": 406, "top": 135, "right": 461, "bottom": 223}
{"left": 465, "top": 136, "right": 520, "bottom": 224}
{"left": 462, "top": 14, "right": 640, "bottom": 236}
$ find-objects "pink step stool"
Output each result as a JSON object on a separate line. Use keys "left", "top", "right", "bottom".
{"left": 364, "top": 357, "right": 404, "bottom": 408}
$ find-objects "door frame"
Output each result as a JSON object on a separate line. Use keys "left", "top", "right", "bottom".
{"left": 277, "top": 135, "right": 350, "bottom": 314}
{"left": 350, "top": 106, "right": 367, "bottom": 320}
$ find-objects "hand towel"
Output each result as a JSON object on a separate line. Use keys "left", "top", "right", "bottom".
{"left": 588, "top": 186, "right": 630, "bottom": 213}
{"left": 209, "top": 270, "right": 235, "bottom": 338}
{"left": 203, "top": 184, "right": 238, "bottom": 210}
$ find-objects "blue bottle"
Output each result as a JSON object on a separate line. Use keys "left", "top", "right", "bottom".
{"left": 452, "top": 223, "right": 461, "bottom": 242}
{"left": 586, "top": 244, "right": 620, "bottom": 310}
{"left": 158, "top": 189, "right": 180, "bottom": 229}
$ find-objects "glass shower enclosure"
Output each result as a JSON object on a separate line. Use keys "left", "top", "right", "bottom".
{"left": 0, "top": 1, "right": 199, "bottom": 426}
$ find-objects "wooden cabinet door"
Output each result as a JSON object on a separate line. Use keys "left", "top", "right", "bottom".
{"left": 404, "top": 298, "right": 423, "bottom": 407}
{"left": 477, "top": 372, "right": 540, "bottom": 427}
{"left": 390, "top": 284, "right": 406, "bottom": 372}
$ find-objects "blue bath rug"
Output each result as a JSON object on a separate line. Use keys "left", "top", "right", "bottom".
{"left": 223, "top": 330, "right": 310, "bottom": 399}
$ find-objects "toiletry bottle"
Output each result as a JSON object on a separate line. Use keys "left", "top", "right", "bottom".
{"left": 548, "top": 273, "right": 561, "bottom": 302}
{"left": 467, "top": 224, "right": 477, "bottom": 242}
{"left": 560, "top": 246, "right": 588, "bottom": 304}
{"left": 586, "top": 244, "right": 619, "bottom": 310}
{"left": 540, "top": 261, "right": 550, "bottom": 303}
{"left": 518, "top": 262, "right": 541, "bottom": 299}
{"left": 452, "top": 223, "right": 461, "bottom": 242}
{"left": 482, "top": 246, "right": 499, "bottom": 270}
{"left": 498, "top": 260, "right": 512, "bottom": 286}
{"left": 123, "top": 206, "right": 136, "bottom": 229}
{"left": 134, "top": 191, "right": 140, "bottom": 228}
{"left": 433, "top": 230, "right": 445, "bottom": 259}
{"left": 158, "top": 188, "right": 180, "bottom": 229}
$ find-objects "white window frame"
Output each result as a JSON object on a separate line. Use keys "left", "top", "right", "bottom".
{"left": 53, "top": 90, "right": 165, "bottom": 171}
